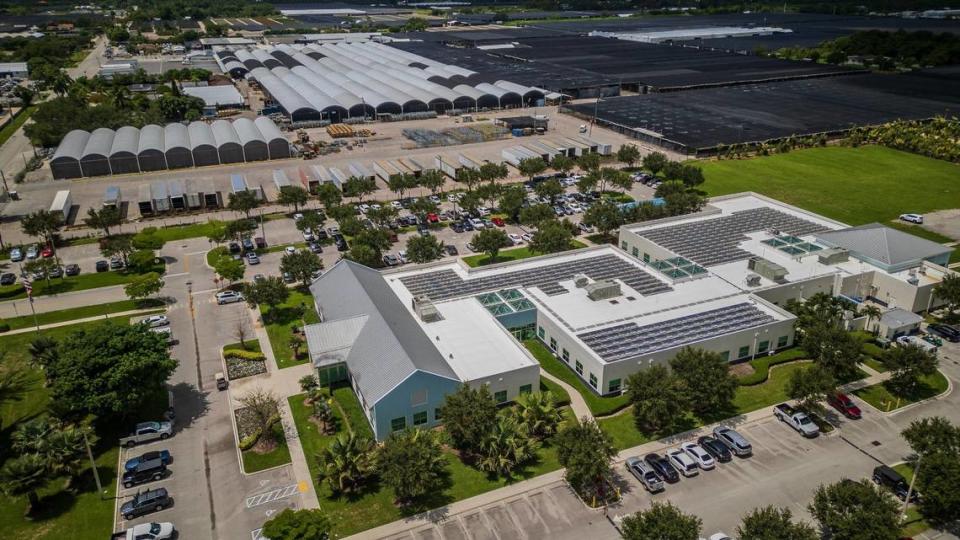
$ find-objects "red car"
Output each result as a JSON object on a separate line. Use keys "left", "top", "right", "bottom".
{"left": 427, "top": 213, "right": 439, "bottom": 223}
{"left": 491, "top": 217, "right": 505, "bottom": 227}
{"left": 40, "top": 246, "right": 54, "bottom": 258}
{"left": 828, "top": 393, "right": 862, "bottom": 419}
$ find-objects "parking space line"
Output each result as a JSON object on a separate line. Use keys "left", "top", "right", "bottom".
{"left": 245, "top": 484, "right": 300, "bottom": 508}
{"left": 250, "top": 528, "right": 266, "bottom": 540}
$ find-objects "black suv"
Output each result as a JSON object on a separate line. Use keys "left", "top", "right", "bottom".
{"left": 644, "top": 453, "right": 680, "bottom": 483}
{"left": 122, "top": 458, "right": 167, "bottom": 488}
{"left": 120, "top": 487, "right": 171, "bottom": 519}
{"left": 872, "top": 465, "right": 918, "bottom": 502}
{"left": 928, "top": 323, "right": 960, "bottom": 343}
{"left": 697, "top": 435, "right": 733, "bottom": 463}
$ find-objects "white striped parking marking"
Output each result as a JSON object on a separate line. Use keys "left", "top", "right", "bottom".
{"left": 251, "top": 528, "right": 266, "bottom": 540}
{"left": 245, "top": 484, "right": 299, "bottom": 508}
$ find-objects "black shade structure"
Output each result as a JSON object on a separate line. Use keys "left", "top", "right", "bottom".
{"left": 138, "top": 124, "right": 167, "bottom": 172}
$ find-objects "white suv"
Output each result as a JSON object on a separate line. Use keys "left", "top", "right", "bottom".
{"left": 215, "top": 291, "right": 244, "bottom": 305}
{"left": 680, "top": 441, "right": 716, "bottom": 470}
{"left": 667, "top": 448, "right": 699, "bottom": 478}
{"left": 899, "top": 213, "right": 923, "bottom": 224}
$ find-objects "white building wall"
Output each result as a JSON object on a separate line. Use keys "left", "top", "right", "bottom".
{"left": 463, "top": 363, "right": 540, "bottom": 403}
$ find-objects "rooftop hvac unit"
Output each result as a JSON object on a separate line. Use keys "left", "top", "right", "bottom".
{"left": 748, "top": 256, "right": 788, "bottom": 283}
{"left": 818, "top": 248, "right": 849, "bottom": 265}
{"left": 412, "top": 295, "right": 441, "bottom": 323}
{"left": 745, "top": 274, "right": 762, "bottom": 287}
{"left": 573, "top": 274, "right": 590, "bottom": 288}
{"left": 586, "top": 280, "right": 621, "bottom": 301}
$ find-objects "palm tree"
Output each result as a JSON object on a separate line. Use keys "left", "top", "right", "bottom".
{"left": 0, "top": 454, "right": 49, "bottom": 514}
{"left": 514, "top": 391, "right": 564, "bottom": 440}
{"left": 28, "top": 336, "right": 58, "bottom": 369}
{"left": 861, "top": 305, "right": 882, "bottom": 335}
{"left": 312, "top": 399, "right": 335, "bottom": 434}
{"left": 316, "top": 431, "right": 375, "bottom": 494}
{"left": 11, "top": 418, "right": 55, "bottom": 455}
{"left": 478, "top": 416, "right": 538, "bottom": 477}
{"left": 0, "top": 359, "right": 30, "bottom": 428}
{"left": 43, "top": 425, "right": 92, "bottom": 485}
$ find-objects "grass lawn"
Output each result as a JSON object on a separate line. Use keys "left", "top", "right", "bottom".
{"left": 861, "top": 356, "right": 889, "bottom": 373}
{"left": 0, "top": 318, "right": 161, "bottom": 540}
{"left": 146, "top": 221, "right": 227, "bottom": 244}
{"left": 1, "top": 298, "right": 164, "bottom": 331}
{"left": 0, "top": 264, "right": 165, "bottom": 301}
{"left": 736, "top": 348, "right": 808, "bottom": 385}
{"left": 462, "top": 240, "right": 588, "bottom": 268}
{"left": 289, "top": 387, "right": 569, "bottom": 537}
{"left": 539, "top": 377, "right": 572, "bottom": 407}
{"left": 260, "top": 288, "right": 321, "bottom": 369}
{"left": 524, "top": 339, "right": 630, "bottom": 416}
{"left": 223, "top": 339, "right": 262, "bottom": 353}
{"left": 0, "top": 106, "right": 35, "bottom": 147}
{"left": 701, "top": 146, "right": 960, "bottom": 233}
{"left": 241, "top": 423, "right": 292, "bottom": 473}
{"left": 853, "top": 371, "right": 949, "bottom": 412}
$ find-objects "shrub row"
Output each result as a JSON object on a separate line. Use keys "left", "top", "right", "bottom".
{"left": 737, "top": 347, "right": 808, "bottom": 386}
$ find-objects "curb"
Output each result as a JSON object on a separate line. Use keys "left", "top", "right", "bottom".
{"left": 853, "top": 369, "right": 952, "bottom": 417}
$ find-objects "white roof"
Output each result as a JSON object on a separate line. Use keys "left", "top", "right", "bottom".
{"left": 182, "top": 85, "right": 244, "bottom": 107}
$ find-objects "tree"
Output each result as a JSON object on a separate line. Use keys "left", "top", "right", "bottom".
{"left": 315, "top": 183, "right": 342, "bottom": 210}
{"left": 378, "top": 428, "right": 447, "bottom": 503}
{"left": 238, "top": 388, "right": 281, "bottom": 445}
{"left": 213, "top": 256, "right": 245, "bottom": 284}
{"left": 901, "top": 416, "right": 960, "bottom": 458}
{"left": 901, "top": 417, "right": 960, "bottom": 526}
{"left": 280, "top": 250, "right": 324, "bottom": 287}
{"left": 529, "top": 219, "right": 573, "bottom": 254}
{"left": 316, "top": 431, "right": 376, "bottom": 494}
{"left": 626, "top": 364, "right": 689, "bottom": 433}
{"left": 551, "top": 154, "right": 574, "bottom": 176}
{"left": 405, "top": 235, "right": 444, "bottom": 264}
{"left": 534, "top": 178, "right": 563, "bottom": 205}
{"left": 127, "top": 249, "right": 158, "bottom": 273}
{"left": 277, "top": 186, "right": 309, "bottom": 213}
{"left": 621, "top": 501, "right": 702, "bottom": 540}
{"left": 21, "top": 210, "right": 63, "bottom": 251}
{"left": 577, "top": 152, "right": 600, "bottom": 173}
{"left": 582, "top": 200, "right": 623, "bottom": 239}
{"left": 518, "top": 157, "right": 547, "bottom": 181}
{"left": 261, "top": 508, "right": 333, "bottom": 540}
{"left": 934, "top": 273, "right": 960, "bottom": 317}
{"left": 24, "top": 258, "right": 59, "bottom": 288}
{"left": 513, "top": 391, "right": 564, "bottom": 440}
{"left": 737, "top": 506, "right": 817, "bottom": 540}
{"left": 479, "top": 162, "right": 508, "bottom": 184}
{"left": 680, "top": 164, "right": 705, "bottom": 187}
{"left": 124, "top": 272, "right": 164, "bottom": 301}
{"left": 643, "top": 151, "right": 667, "bottom": 176}
{"left": 243, "top": 276, "right": 290, "bottom": 315}
{"left": 497, "top": 184, "right": 526, "bottom": 224}
{"left": 455, "top": 167, "right": 481, "bottom": 192}
{"left": 669, "top": 347, "right": 738, "bottom": 417}
{"left": 801, "top": 322, "right": 863, "bottom": 382}
{"left": 808, "top": 480, "right": 900, "bottom": 540}
{"left": 656, "top": 180, "right": 707, "bottom": 216}
{"left": 367, "top": 205, "right": 398, "bottom": 229}
{"left": 0, "top": 454, "right": 49, "bottom": 515}
{"left": 83, "top": 206, "right": 122, "bottom": 237}
{"left": 418, "top": 170, "right": 445, "bottom": 195}
{"left": 860, "top": 304, "right": 882, "bottom": 334}
{"left": 472, "top": 228, "right": 510, "bottom": 262}
{"left": 228, "top": 190, "right": 260, "bottom": 218}
{"left": 342, "top": 176, "right": 377, "bottom": 202}
{"left": 388, "top": 173, "right": 415, "bottom": 201}
{"left": 787, "top": 364, "right": 836, "bottom": 414}
{"left": 884, "top": 344, "right": 938, "bottom": 397}
{"left": 519, "top": 204, "right": 556, "bottom": 227}
{"left": 11, "top": 418, "right": 93, "bottom": 483}
{"left": 0, "top": 360, "right": 30, "bottom": 429}
{"left": 440, "top": 385, "right": 498, "bottom": 454}
{"left": 225, "top": 218, "right": 257, "bottom": 243}
{"left": 346, "top": 244, "right": 381, "bottom": 268}
{"left": 40, "top": 323, "right": 177, "bottom": 419}
{"left": 478, "top": 416, "right": 538, "bottom": 477}
{"left": 616, "top": 144, "right": 641, "bottom": 168}
{"left": 554, "top": 419, "right": 616, "bottom": 500}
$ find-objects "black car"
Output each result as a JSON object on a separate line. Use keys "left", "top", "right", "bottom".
{"left": 48, "top": 266, "right": 63, "bottom": 278}
{"left": 95, "top": 260, "right": 109, "bottom": 272}
{"left": 927, "top": 323, "right": 960, "bottom": 343}
{"left": 450, "top": 223, "right": 464, "bottom": 233}
{"left": 308, "top": 242, "right": 323, "bottom": 254}
{"left": 241, "top": 237, "right": 255, "bottom": 252}
{"left": 122, "top": 458, "right": 167, "bottom": 488}
{"left": 872, "top": 465, "right": 919, "bottom": 502}
{"left": 445, "top": 245, "right": 459, "bottom": 256}
{"left": 461, "top": 220, "right": 475, "bottom": 232}
{"left": 228, "top": 242, "right": 241, "bottom": 254}
{"left": 0, "top": 272, "right": 15, "bottom": 285}
{"left": 120, "top": 487, "right": 171, "bottom": 519}
{"left": 697, "top": 435, "right": 733, "bottom": 463}
{"left": 315, "top": 229, "right": 328, "bottom": 240}
{"left": 335, "top": 237, "right": 348, "bottom": 252}
{"left": 65, "top": 264, "right": 80, "bottom": 276}
{"left": 644, "top": 453, "right": 680, "bottom": 483}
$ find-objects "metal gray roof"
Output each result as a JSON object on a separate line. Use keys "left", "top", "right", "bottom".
{"left": 164, "top": 123, "right": 190, "bottom": 151}
{"left": 307, "top": 260, "right": 458, "bottom": 406}
{"left": 211, "top": 119, "right": 241, "bottom": 148}
{"left": 815, "top": 223, "right": 951, "bottom": 267}
{"left": 182, "top": 85, "right": 244, "bottom": 107}
{"left": 254, "top": 117, "right": 285, "bottom": 143}
{"left": 880, "top": 308, "right": 923, "bottom": 328}
{"left": 138, "top": 124, "right": 165, "bottom": 154}
{"left": 82, "top": 128, "right": 116, "bottom": 158}
{"left": 187, "top": 121, "right": 216, "bottom": 148}
{"left": 110, "top": 126, "right": 140, "bottom": 156}
{"left": 52, "top": 129, "right": 90, "bottom": 161}
{"left": 232, "top": 118, "right": 265, "bottom": 146}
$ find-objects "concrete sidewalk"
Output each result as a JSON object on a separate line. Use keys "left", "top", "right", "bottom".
{"left": 541, "top": 369, "right": 591, "bottom": 421}
{"left": 0, "top": 284, "right": 129, "bottom": 318}
{"left": 0, "top": 307, "right": 162, "bottom": 335}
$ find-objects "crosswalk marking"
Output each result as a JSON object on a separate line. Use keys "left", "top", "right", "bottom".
{"left": 245, "top": 484, "right": 300, "bottom": 508}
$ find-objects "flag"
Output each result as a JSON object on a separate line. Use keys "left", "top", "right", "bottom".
{"left": 23, "top": 278, "right": 32, "bottom": 298}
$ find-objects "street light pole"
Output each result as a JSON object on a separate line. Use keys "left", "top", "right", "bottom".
{"left": 901, "top": 456, "right": 921, "bottom": 519}
{"left": 83, "top": 430, "right": 104, "bottom": 498}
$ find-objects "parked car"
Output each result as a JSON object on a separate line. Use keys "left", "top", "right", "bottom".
{"left": 141, "top": 315, "right": 170, "bottom": 328}
{"left": 228, "top": 242, "right": 241, "bottom": 253}
{"left": 427, "top": 213, "right": 439, "bottom": 223}
{"left": 713, "top": 426, "right": 752, "bottom": 457}
{"left": 625, "top": 456, "right": 664, "bottom": 493}
{"left": 872, "top": 465, "right": 919, "bottom": 502}
{"left": 245, "top": 252, "right": 260, "bottom": 265}
{"left": 491, "top": 217, "right": 505, "bottom": 227}
{"left": 25, "top": 244, "right": 38, "bottom": 259}
{"left": 124, "top": 450, "right": 172, "bottom": 472}
{"left": 122, "top": 459, "right": 167, "bottom": 488}
{"left": 49, "top": 266, "right": 64, "bottom": 278}
{"left": 282, "top": 272, "right": 295, "bottom": 284}
{"left": 680, "top": 442, "right": 716, "bottom": 470}
{"left": 308, "top": 242, "right": 323, "bottom": 254}
{"left": 521, "top": 233, "right": 534, "bottom": 243}
{"left": 382, "top": 254, "right": 400, "bottom": 267}
{"left": 667, "top": 448, "right": 699, "bottom": 478}
{"left": 111, "top": 522, "right": 175, "bottom": 540}
{"left": 65, "top": 263, "right": 80, "bottom": 276}
{"left": 445, "top": 245, "right": 459, "bottom": 256}
{"left": 827, "top": 392, "right": 862, "bottom": 419}
{"left": 508, "top": 233, "right": 523, "bottom": 245}
{"left": 215, "top": 291, "right": 244, "bottom": 305}
{"left": 451, "top": 222, "right": 465, "bottom": 233}
{"left": 644, "top": 453, "right": 680, "bottom": 483}
{"left": 697, "top": 436, "right": 732, "bottom": 463}
{"left": 774, "top": 403, "right": 820, "bottom": 438}
{"left": 0, "top": 272, "right": 15, "bottom": 285}
{"left": 899, "top": 213, "right": 923, "bottom": 224}
{"left": 284, "top": 245, "right": 297, "bottom": 255}
{"left": 253, "top": 274, "right": 266, "bottom": 283}
{"left": 96, "top": 260, "right": 110, "bottom": 272}
{"left": 40, "top": 246, "right": 53, "bottom": 258}
{"left": 9, "top": 247, "right": 22, "bottom": 261}
{"left": 120, "top": 488, "right": 171, "bottom": 520}
{"left": 927, "top": 323, "right": 960, "bottom": 343}
{"left": 255, "top": 237, "right": 267, "bottom": 249}
{"left": 110, "top": 256, "right": 124, "bottom": 269}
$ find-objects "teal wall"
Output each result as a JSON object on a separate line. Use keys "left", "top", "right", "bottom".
{"left": 370, "top": 370, "right": 460, "bottom": 441}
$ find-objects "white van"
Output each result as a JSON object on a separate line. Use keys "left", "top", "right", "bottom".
{"left": 896, "top": 335, "right": 938, "bottom": 355}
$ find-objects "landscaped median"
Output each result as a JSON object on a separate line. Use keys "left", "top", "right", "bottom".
{"left": 0, "top": 298, "right": 164, "bottom": 332}
{"left": 222, "top": 341, "right": 267, "bottom": 380}
{"left": 260, "top": 288, "right": 320, "bottom": 369}
{"left": 853, "top": 371, "right": 949, "bottom": 413}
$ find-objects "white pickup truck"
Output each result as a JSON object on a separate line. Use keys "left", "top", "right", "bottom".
{"left": 120, "top": 421, "right": 172, "bottom": 448}
{"left": 773, "top": 403, "right": 820, "bottom": 438}
{"left": 110, "top": 522, "right": 175, "bottom": 540}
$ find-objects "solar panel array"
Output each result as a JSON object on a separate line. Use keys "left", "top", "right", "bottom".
{"left": 638, "top": 207, "right": 828, "bottom": 267}
{"left": 399, "top": 254, "right": 672, "bottom": 301}
{"left": 579, "top": 302, "right": 774, "bottom": 362}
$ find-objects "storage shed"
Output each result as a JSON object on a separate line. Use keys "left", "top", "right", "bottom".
{"left": 50, "top": 130, "right": 89, "bottom": 179}
{"left": 80, "top": 128, "right": 115, "bottom": 177}
{"left": 255, "top": 117, "right": 290, "bottom": 159}
{"left": 109, "top": 126, "right": 141, "bottom": 174}
{"left": 164, "top": 123, "right": 193, "bottom": 169}
{"left": 138, "top": 124, "right": 167, "bottom": 171}
{"left": 189, "top": 122, "right": 220, "bottom": 166}
{"left": 212, "top": 119, "right": 244, "bottom": 164}
{"left": 233, "top": 118, "right": 268, "bottom": 162}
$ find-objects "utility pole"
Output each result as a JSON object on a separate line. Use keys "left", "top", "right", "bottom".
{"left": 83, "top": 430, "right": 104, "bottom": 498}
{"left": 901, "top": 456, "right": 921, "bottom": 519}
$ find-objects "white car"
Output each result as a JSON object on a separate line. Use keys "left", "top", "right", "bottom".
{"left": 477, "top": 207, "right": 491, "bottom": 217}
{"left": 215, "top": 291, "right": 244, "bottom": 305}
{"left": 284, "top": 246, "right": 297, "bottom": 255}
{"left": 680, "top": 442, "right": 716, "bottom": 470}
{"left": 568, "top": 202, "right": 582, "bottom": 212}
{"left": 150, "top": 326, "right": 172, "bottom": 335}
{"left": 123, "top": 522, "right": 175, "bottom": 540}
{"left": 293, "top": 213, "right": 304, "bottom": 221}
{"left": 508, "top": 233, "right": 523, "bottom": 245}
{"left": 302, "top": 231, "right": 315, "bottom": 242}
{"left": 9, "top": 247, "right": 23, "bottom": 262}
{"left": 667, "top": 448, "right": 699, "bottom": 478}
{"left": 358, "top": 203, "right": 370, "bottom": 213}
{"left": 391, "top": 201, "right": 403, "bottom": 209}
{"left": 429, "top": 195, "right": 441, "bottom": 203}
{"left": 899, "top": 213, "right": 923, "bottom": 224}
{"left": 141, "top": 315, "right": 169, "bottom": 328}
{"left": 370, "top": 203, "right": 381, "bottom": 211}
{"left": 521, "top": 233, "right": 534, "bottom": 243}
{"left": 398, "top": 251, "right": 408, "bottom": 264}
{"left": 25, "top": 244, "right": 39, "bottom": 259}
{"left": 469, "top": 218, "right": 485, "bottom": 229}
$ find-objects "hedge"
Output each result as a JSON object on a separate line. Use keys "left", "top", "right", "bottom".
{"left": 225, "top": 349, "right": 266, "bottom": 361}
{"left": 239, "top": 430, "right": 261, "bottom": 451}
{"left": 737, "top": 347, "right": 809, "bottom": 386}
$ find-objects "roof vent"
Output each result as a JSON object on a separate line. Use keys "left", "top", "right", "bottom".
{"left": 412, "top": 295, "right": 442, "bottom": 323}
{"left": 748, "top": 256, "right": 788, "bottom": 283}
{"left": 573, "top": 274, "right": 590, "bottom": 288}
{"left": 745, "top": 274, "right": 761, "bottom": 287}
{"left": 818, "top": 248, "right": 849, "bottom": 265}
{"left": 586, "top": 279, "right": 621, "bottom": 301}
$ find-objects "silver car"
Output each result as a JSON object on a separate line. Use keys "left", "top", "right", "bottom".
{"left": 215, "top": 291, "right": 244, "bottom": 305}
{"left": 713, "top": 426, "right": 753, "bottom": 457}
{"left": 625, "top": 456, "right": 664, "bottom": 493}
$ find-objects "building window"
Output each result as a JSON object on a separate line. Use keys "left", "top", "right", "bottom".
{"left": 631, "top": 247, "right": 639, "bottom": 257}
{"left": 575, "top": 361, "right": 583, "bottom": 375}
{"left": 549, "top": 338, "right": 557, "bottom": 351}
{"left": 434, "top": 408, "right": 442, "bottom": 421}
{"left": 588, "top": 373, "right": 597, "bottom": 388}
{"left": 643, "top": 253, "right": 650, "bottom": 263}
{"left": 719, "top": 351, "right": 730, "bottom": 362}
{"left": 562, "top": 349, "right": 570, "bottom": 362}
{"left": 537, "top": 326, "right": 545, "bottom": 339}
{"left": 410, "top": 389, "right": 427, "bottom": 407}
{"left": 390, "top": 417, "right": 406, "bottom": 432}
{"left": 494, "top": 390, "right": 507, "bottom": 404}
{"left": 738, "top": 346, "right": 750, "bottom": 359}
{"left": 777, "top": 335, "right": 789, "bottom": 348}
{"left": 519, "top": 384, "right": 533, "bottom": 395}
{"left": 758, "top": 340, "right": 769, "bottom": 354}
{"left": 621, "top": 241, "right": 628, "bottom": 250}
{"left": 413, "top": 411, "right": 428, "bottom": 426}
{"left": 608, "top": 378, "right": 621, "bottom": 393}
